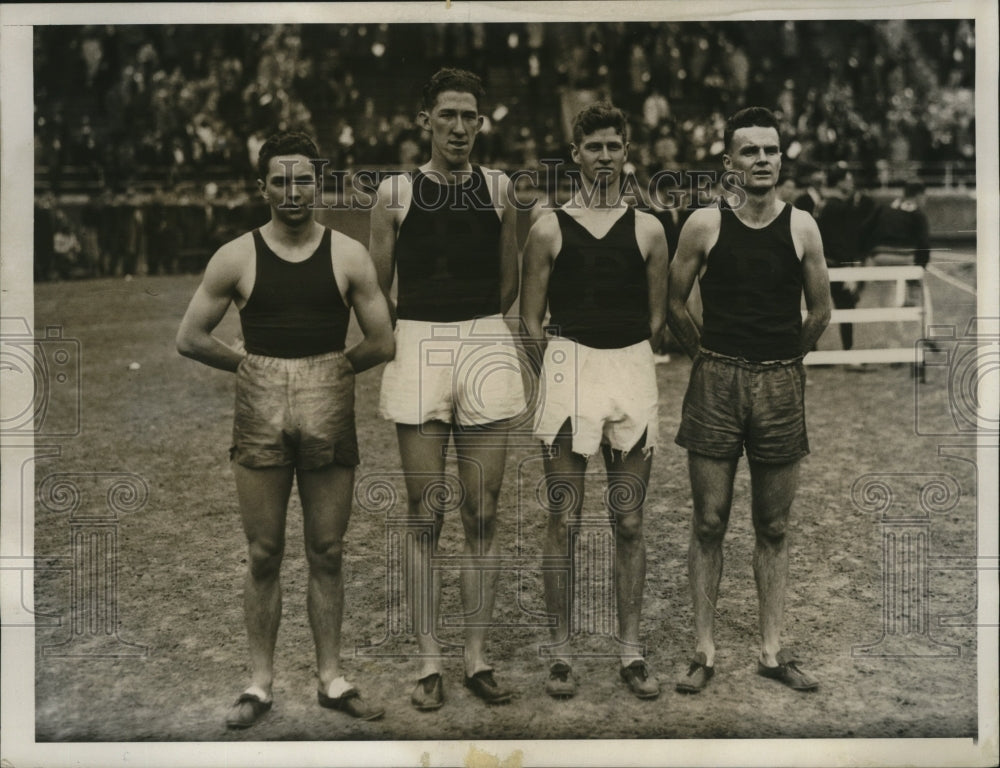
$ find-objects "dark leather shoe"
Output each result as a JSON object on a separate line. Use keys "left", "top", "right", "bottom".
{"left": 317, "top": 688, "right": 385, "bottom": 720}
{"left": 675, "top": 652, "right": 715, "bottom": 693}
{"left": 545, "top": 661, "right": 577, "bottom": 699}
{"left": 411, "top": 673, "right": 444, "bottom": 711}
{"left": 620, "top": 660, "right": 660, "bottom": 699}
{"left": 225, "top": 692, "right": 271, "bottom": 729}
{"left": 757, "top": 650, "right": 818, "bottom": 691}
{"left": 464, "top": 670, "right": 512, "bottom": 704}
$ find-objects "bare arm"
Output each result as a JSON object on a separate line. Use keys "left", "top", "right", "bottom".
{"left": 666, "top": 209, "right": 714, "bottom": 359}
{"left": 518, "top": 212, "right": 559, "bottom": 372}
{"left": 636, "top": 211, "right": 669, "bottom": 349}
{"left": 368, "top": 175, "right": 405, "bottom": 324}
{"left": 793, "top": 209, "right": 833, "bottom": 354}
{"left": 340, "top": 238, "right": 396, "bottom": 374}
{"left": 495, "top": 172, "right": 520, "bottom": 315}
{"left": 175, "top": 242, "right": 246, "bottom": 372}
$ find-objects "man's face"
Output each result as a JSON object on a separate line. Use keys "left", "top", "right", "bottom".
{"left": 572, "top": 126, "right": 628, "bottom": 187}
{"left": 420, "top": 90, "right": 482, "bottom": 168}
{"left": 258, "top": 154, "right": 317, "bottom": 225}
{"left": 724, "top": 126, "right": 782, "bottom": 195}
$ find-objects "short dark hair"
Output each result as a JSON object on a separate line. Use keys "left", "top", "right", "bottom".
{"left": 723, "top": 107, "right": 781, "bottom": 153}
{"left": 903, "top": 180, "right": 926, "bottom": 198}
{"left": 572, "top": 102, "right": 629, "bottom": 145}
{"left": 256, "top": 131, "right": 320, "bottom": 181}
{"left": 422, "top": 68, "right": 485, "bottom": 112}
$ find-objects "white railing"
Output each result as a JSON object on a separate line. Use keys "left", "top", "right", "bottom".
{"left": 804, "top": 265, "right": 931, "bottom": 367}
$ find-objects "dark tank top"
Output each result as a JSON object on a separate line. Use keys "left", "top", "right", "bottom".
{"left": 394, "top": 166, "right": 502, "bottom": 322}
{"left": 239, "top": 228, "right": 350, "bottom": 358}
{"left": 700, "top": 201, "right": 803, "bottom": 361}
{"left": 547, "top": 207, "right": 650, "bottom": 349}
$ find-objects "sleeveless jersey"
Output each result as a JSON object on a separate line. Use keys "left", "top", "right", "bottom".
{"left": 239, "top": 228, "right": 350, "bottom": 358}
{"left": 700, "top": 201, "right": 803, "bottom": 361}
{"left": 547, "top": 207, "right": 650, "bottom": 349}
{"left": 394, "top": 166, "right": 503, "bottom": 322}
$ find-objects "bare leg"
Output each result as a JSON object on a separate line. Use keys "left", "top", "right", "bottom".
{"left": 233, "top": 463, "right": 294, "bottom": 698}
{"left": 541, "top": 426, "right": 587, "bottom": 650}
{"left": 749, "top": 459, "right": 799, "bottom": 667}
{"left": 453, "top": 420, "right": 511, "bottom": 676}
{"left": 396, "top": 421, "right": 450, "bottom": 680}
{"left": 601, "top": 438, "right": 652, "bottom": 666}
{"left": 686, "top": 453, "right": 738, "bottom": 667}
{"left": 298, "top": 463, "right": 356, "bottom": 689}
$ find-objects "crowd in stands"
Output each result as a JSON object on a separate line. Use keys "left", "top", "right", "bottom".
{"left": 36, "top": 21, "right": 975, "bottom": 190}
{"left": 33, "top": 20, "right": 975, "bottom": 279}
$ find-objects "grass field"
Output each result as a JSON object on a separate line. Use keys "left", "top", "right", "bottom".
{"left": 28, "top": 249, "right": 983, "bottom": 744}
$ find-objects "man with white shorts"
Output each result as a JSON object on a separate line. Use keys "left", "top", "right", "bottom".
{"left": 520, "top": 102, "right": 669, "bottom": 699}
{"left": 369, "top": 68, "right": 526, "bottom": 710}
{"left": 177, "top": 131, "right": 394, "bottom": 728}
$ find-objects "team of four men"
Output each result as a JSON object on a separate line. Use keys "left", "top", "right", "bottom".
{"left": 176, "top": 67, "right": 831, "bottom": 729}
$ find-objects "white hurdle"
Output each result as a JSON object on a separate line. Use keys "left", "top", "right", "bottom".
{"left": 803, "top": 265, "right": 932, "bottom": 369}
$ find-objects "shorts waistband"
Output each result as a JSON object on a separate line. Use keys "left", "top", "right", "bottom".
{"left": 244, "top": 350, "right": 347, "bottom": 367}
{"left": 698, "top": 347, "right": 803, "bottom": 369}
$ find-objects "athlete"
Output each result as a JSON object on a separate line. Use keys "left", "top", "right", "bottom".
{"left": 520, "top": 102, "right": 669, "bottom": 700}
{"left": 369, "top": 68, "right": 526, "bottom": 710}
{"left": 177, "top": 131, "right": 394, "bottom": 728}
{"left": 667, "top": 107, "right": 831, "bottom": 694}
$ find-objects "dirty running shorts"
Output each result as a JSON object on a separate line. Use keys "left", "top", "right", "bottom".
{"left": 674, "top": 348, "right": 809, "bottom": 464}
{"left": 231, "top": 351, "right": 359, "bottom": 469}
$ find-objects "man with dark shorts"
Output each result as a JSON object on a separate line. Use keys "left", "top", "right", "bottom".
{"left": 177, "top": 131, "right": 394, "bottom": 728}
{"left": 369, "top": 68, "right": 526, "bottom": 710}
{"left": 521, "top": 103, "right": 669, "bottom": 700}
{"left": 667, "top": 107, "right": 831, "bottom": 693}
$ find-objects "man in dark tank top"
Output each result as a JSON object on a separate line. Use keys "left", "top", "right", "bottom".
{"left": 369, "top": 68, "right": 526, "bottom": 710}
{"left": 177, "top": 132, "right": 395, "bottom": 728}
{"left": 521, "top": 103, "right": 670, "bottom": 700}
{"left": 667, "top": 107, "right": 831, "bottom": 694}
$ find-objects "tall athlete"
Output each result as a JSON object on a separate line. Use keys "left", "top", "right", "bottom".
{"left": 177, "top": 131, "right": 394, "bottom": 728}
{"left": 521, "top": 103, "right": 669, "bottom": 700}
{"left": 667, "top": 107, "right": 831, "bottom": 694}
{"left": 369, "top": 68, "right": 526, "bottom": 710}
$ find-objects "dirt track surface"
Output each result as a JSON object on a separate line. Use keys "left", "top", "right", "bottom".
{"left": 32, "top": 273, "right": 979, "bottom": 742}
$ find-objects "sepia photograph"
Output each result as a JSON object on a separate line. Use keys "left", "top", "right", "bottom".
{"left": 1, "top": 2, "right": 997, "bottom": 767}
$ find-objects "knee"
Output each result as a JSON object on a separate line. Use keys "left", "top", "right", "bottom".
{"left": 691, "top": 510, "right": 728, "bottom": 544}
{"left": 461, "top": 497, "right": 497, "bottom": 540}
{"left": 247, "top": 539, "right": 284, "bottom": 580}
{"left": 613, "top": 511, "right": 644, "bottom": 543}
{"left": 754, "top": 515, "right": 788, "bottom": 546}
{"left": 306, "top": 538, "right": 344, "bottom": 575}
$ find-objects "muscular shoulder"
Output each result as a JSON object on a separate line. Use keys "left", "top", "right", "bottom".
{"left": 374, "top": 172, "right": 411, "bottom": 214}
{"left": 527, "top": 209, "right": 561, "bottom": 245}
{"left": 331, "top": 230, "right": 370, "bottom": 270}
{"left": 789, "top": 205, "right": 821, "bottom": 237}
{"left": 634, "top": 208, "right": 666, "bottom": 238}
{"left": 682, "top": 206, "right": 722, "bottom": 241}
{"left": 206, "top": 232, "right": 253, "bottom": 281}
